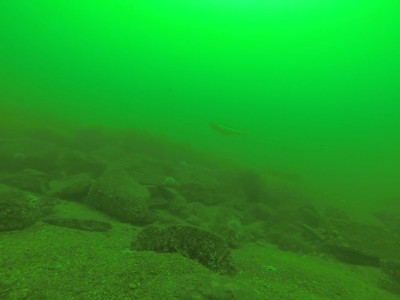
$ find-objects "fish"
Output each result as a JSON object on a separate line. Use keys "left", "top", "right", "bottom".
{"left": 209, "top": 122, "right": 243, "bottom": 136}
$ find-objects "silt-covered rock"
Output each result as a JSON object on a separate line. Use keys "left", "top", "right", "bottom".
{"left": 46, "top": 173, "right": 93, "bottom": 202}
{"left": 132, "top": 225, "right": 236, "bottom": 275}
{"left": 0, "top": 184, "right": 53, "bottom": 231}
{"left": 86, "top": 168, "right": 151, "bottom": 225}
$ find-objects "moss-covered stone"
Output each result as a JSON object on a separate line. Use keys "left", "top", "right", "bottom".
{"left": 323, "top": 242, "right": 380, "bottom": 267}
{"left": 0, "top": 168, "right": 48, "bottom": 193}
{"left": 86, "top": 167, "right": 151, "bottom": 225}
{"left": 0, "top": 184, "right": 53, "bottom": 231}
{"left": 46, "top": 173, "right": 93, "bottom": 202}
{"left": 132, "top": 225, "right": 236, "bottom": 275}
{"left": 172, "top": 164, "right": 223, "bottom": 205}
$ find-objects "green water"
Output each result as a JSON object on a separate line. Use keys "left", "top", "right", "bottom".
{"left": 1, "top": 0, "right": 399, "bottom": 208}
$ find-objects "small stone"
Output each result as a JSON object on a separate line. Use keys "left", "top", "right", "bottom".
{"left": 128, "top": 282, "right": 140, "bottom": 290}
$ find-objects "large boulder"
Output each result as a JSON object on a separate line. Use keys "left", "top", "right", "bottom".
{"left": 54, "top": 149, "right": 106, "bottom": 177}
{"left": 0, "top": 184, "right": 53, "bottom": 231}
{"left": 321, "top": 220, "right": 400, "bottom": 268}
{"left": 132, "top": 225, "right": 237, "bottom": 275}
{"left": 46, "top": 173, "right": 94, "bottom": 202}
{"left": 172, "top": 164, "right": 223, "bottom": 205}
{"left": 0, "top": 138, "right": 60, "bottom": 172}
{"left": 116, "top": 153, "right": 172, "bottom": 186}
{"left": 86, "top": 168, "right": 151, "bottom": 224}
{"left": 0, "top": 168, "right": 48, "bottom": 193}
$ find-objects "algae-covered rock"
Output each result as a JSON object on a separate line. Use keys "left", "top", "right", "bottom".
{"left": 297, "top": 205, "right": 324, "bottom": 228}
{"left": 120, "top": 154, "right": 172, "bottom": 186}
{"left": 172, "top": 164, "right": 223, "bottom": 205}
{"left": 132, "top": 225, "right": 236, "bottom": 275}
{"left": 0, "top": 138, "right": 60, "bottom": 172}
{"left": 0, "top": 184, "right": 53, "bottom": 231}
{"left": 86, "top": 168, "right": 151, "bottom": 225}
{"left": 323, "top": 242, "right": 380, "bottom": 267}
{"left": 0, "top": 168, "right": 48, "bottom": 193}
{"left": 55, "top": 149, "right": 105, "bottom": 176}
{"left": 322, "top": 218, "right": 400, "bottom": 265}
{"left": 46, "top": 173, "right": 93, "bottom": 202}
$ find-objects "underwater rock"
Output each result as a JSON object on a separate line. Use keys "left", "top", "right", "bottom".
{"left": 234, "top": 170, "right": 267, "bottom": 203}
{"left": 260, "top": 205, "right": 329, "bottom": 253}
{"left": 132, "top": 225, "right": 236, "bottom": 275}
{"left": 269, "top": 230, "right": 315, "bottom": 254}
{"left": 0, "top": 168, "right": 49, "bottom": 193}
{"left": 300, "top": 223, "right": 325, "bottom": 243}
{"left": 381, "top": 260, "right": 400, "bottom": 283}
{"left": 149, "top": 186, "right": 188, "bottom": 217}
{"left": 173, "top": 164, "right": 223, "bottom": 205}
{"left": 248, "top": 203, "right": 273, "bottom": 221}
{"left": 46, "top": 173, "right": 93, "bottom": 202}
{"left": 297, "top": 205, "right": 323, "bottom": 228}
{"left": 86, "top": 168, "right": 151, "bottom": 225}
{"left": 323, "top": 219, "right": 400, "bottom": 264}
{"left": 152, "top": 186, "right": 180, "bottom": 201}
{"left": 380, "top": 259, "right": 400, "bottom": 294}
{"left": 373, "top": 211, "right": 400, "bottom": 235}
{"left": 263, "top": 203, "right": 400, "bottom": 264}
{"left": 0, "top": 137, "right": 60, "bottom": 172}
{"left": 0, "top": 184, "right": 54, "bottom": 231}
{"left": 118, "top": 153, "right": 172, "bottom": 187}
{"left": 43, "top": 217, "right": 111, "bottom": 232}
{"left": 323, "top": 243, "right": 380, "bottom": 267}
{"left": 210, "top": 224, "right": 240, "bottom": 249}
{"left": 183, "top": 203, "right": 245, "bottom": 246}
{"left": 55, "top": 149, "right": 106, "bottom": 177}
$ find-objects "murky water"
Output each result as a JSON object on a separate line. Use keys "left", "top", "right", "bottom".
{"left": 3, "top": 1, "right": 399, "bottom": 209}
{"left": 1, "top": 1, "right": 400, "bottom": 298}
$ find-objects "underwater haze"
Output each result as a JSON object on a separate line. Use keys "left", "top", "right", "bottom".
{"left": 1, "top": 0, "right": 400, "bottom": 208}
{"left": 2, "top": 1, "right": 400, "bottom": 299}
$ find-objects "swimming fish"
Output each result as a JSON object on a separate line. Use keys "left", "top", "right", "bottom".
{"left": 209, "top": 122, "right": 243, "bottom": 136}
